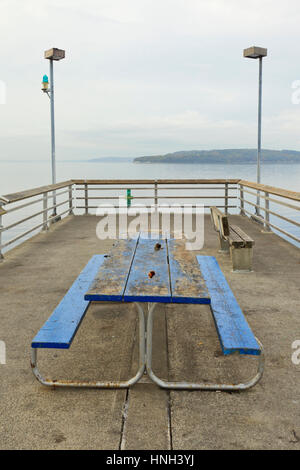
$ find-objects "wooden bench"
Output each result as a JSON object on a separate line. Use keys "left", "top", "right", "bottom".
{"left": 210, "top": 206, "right": 255, "bottom": 272}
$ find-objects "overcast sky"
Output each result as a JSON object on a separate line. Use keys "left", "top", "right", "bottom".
{"left": 1, "top": 0, "right": 300, "bottom": 160}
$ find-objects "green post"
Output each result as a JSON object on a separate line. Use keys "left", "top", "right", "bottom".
{"left": 127, "top": 189, "right": 132, "bottom": 208}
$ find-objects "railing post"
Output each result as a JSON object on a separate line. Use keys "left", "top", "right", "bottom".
{"left": 68, "top": 185, "right": 74, "bottom": 215}
{"left": 154, "top": 181, "right": 158, "bottom": 210}
{"left": 84, "top": 184, "right": 88, "bottom": 215}
{"left": 264, "top": 191, "right": 271, "bottom": 231}
{"left": 42, "top": 193, "right": 48, "bottom": 231}
{"left": 239, "top": 184, "right": 245, "bottom": 216}
{"left": 224, "top": 183, "right": 228, "bottom": 214}
{"left": 256, "top": 189, "right": 261, "bottom": 217}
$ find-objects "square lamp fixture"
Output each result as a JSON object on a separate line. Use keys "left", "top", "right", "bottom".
{"left": 44, "top": 48, "right": 65, "bottom": 61}
{"left": 243, "top": 46, "right": 267, "bottom": 59}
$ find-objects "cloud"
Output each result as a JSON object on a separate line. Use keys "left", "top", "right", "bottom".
{"left": 59, "top": 110, "right": 256, "bottom": 157}
{"left": 1, "top": 0, "right": 300, "bottom": 160}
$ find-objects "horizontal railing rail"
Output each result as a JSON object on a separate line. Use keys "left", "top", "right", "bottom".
{"left": 239, "top": 180, "right": 300, "bottom": 202}
{"left": 0, "top": 177, "right": 299, "bottom": 259}
{"left": 72, "top": 179, "right": 240, "bottom": 185}
{"left": 2, "top": 180, "right": 73, "bottom": 203}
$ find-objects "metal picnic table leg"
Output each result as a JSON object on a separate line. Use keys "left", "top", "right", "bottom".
{"left": 31, "top": 302, "right": 146, "bottom": 389}
{"left": 145, "top": 303, "right": 265, "bottom": 391}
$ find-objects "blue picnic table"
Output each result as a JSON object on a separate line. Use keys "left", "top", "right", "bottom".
{"left": 31, "top": 234, "right": 264, "bottom": 391}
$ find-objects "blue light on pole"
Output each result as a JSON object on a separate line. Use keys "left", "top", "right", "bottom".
{"left": 42, "top": 74, "right": 49, "bottom": 92}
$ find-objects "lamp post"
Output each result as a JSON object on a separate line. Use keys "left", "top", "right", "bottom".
{"left": 42, "top": 47, "right": 65, "bottom": 219}
{"left": 243, "top": 46, "right": 267, "bottom": 217}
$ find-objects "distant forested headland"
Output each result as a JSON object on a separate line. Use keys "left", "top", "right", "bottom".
{"left": 133, "top": 149, "right": 300, "bottom": 164}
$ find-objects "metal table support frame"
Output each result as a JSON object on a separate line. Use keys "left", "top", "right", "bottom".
{"left": 146, "top": 303, "right": 264, "bottom": 391}
{"left": 31, "top": 302, "right": 146, "bottom": 389}
{"left": 31, "top": 302, "right": 264, "bottom": 391}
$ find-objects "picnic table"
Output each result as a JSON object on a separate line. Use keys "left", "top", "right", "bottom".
{"left": 31, "top": 234, "right": 264, "bottom": 391}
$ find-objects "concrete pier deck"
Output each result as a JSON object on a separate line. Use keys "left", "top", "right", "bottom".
{"left": 0, "top": 214, "right": 299, "bottom": 449}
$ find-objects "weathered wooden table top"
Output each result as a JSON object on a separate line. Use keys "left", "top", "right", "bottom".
{"left": 85, "top": 235, "right": 210, "bottom": 304}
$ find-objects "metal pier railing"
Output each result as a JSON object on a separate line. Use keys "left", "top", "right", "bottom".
{"left": 0, "top": 178, "right": 299, "bottom": 259}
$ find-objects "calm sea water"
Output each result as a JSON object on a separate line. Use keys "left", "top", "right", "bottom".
{"left": 1, "top": 160, "right": 299, "bottom": 250}
{"left": 0, "top": 160, "right": 300, "bottom": 195}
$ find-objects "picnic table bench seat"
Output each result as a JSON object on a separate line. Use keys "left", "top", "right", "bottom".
{"left": 197, "top": 256, "right": 261, "bottom": 356}
{"left": 210, "top": 206, "right": 255, "bottom": 271}
{"left": 31, "top": 255, "right": 105, "bottom": 349}
{"left": 31, "top": 253, "right": 148, "bottom": 389}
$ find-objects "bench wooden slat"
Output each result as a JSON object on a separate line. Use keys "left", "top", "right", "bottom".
{"left": 230, "top": 225, "right": 254, "bottom": 247}
{"left": 85, "top": 238, "right": 139, "bottom": 301}
{"left": 123, "top": 237, "right": 171, "bottom": 302}
{"left": 31, "top": 255, "right": 105, "bottom": 349}
{"left": 168, "top": 239, "right": 210, "bottom": 304}
{"left": 197, "top": 256, "right": 261, "bottom": 356}
{"left": 228, "top": 227, "right": 245, "bottom": 247}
